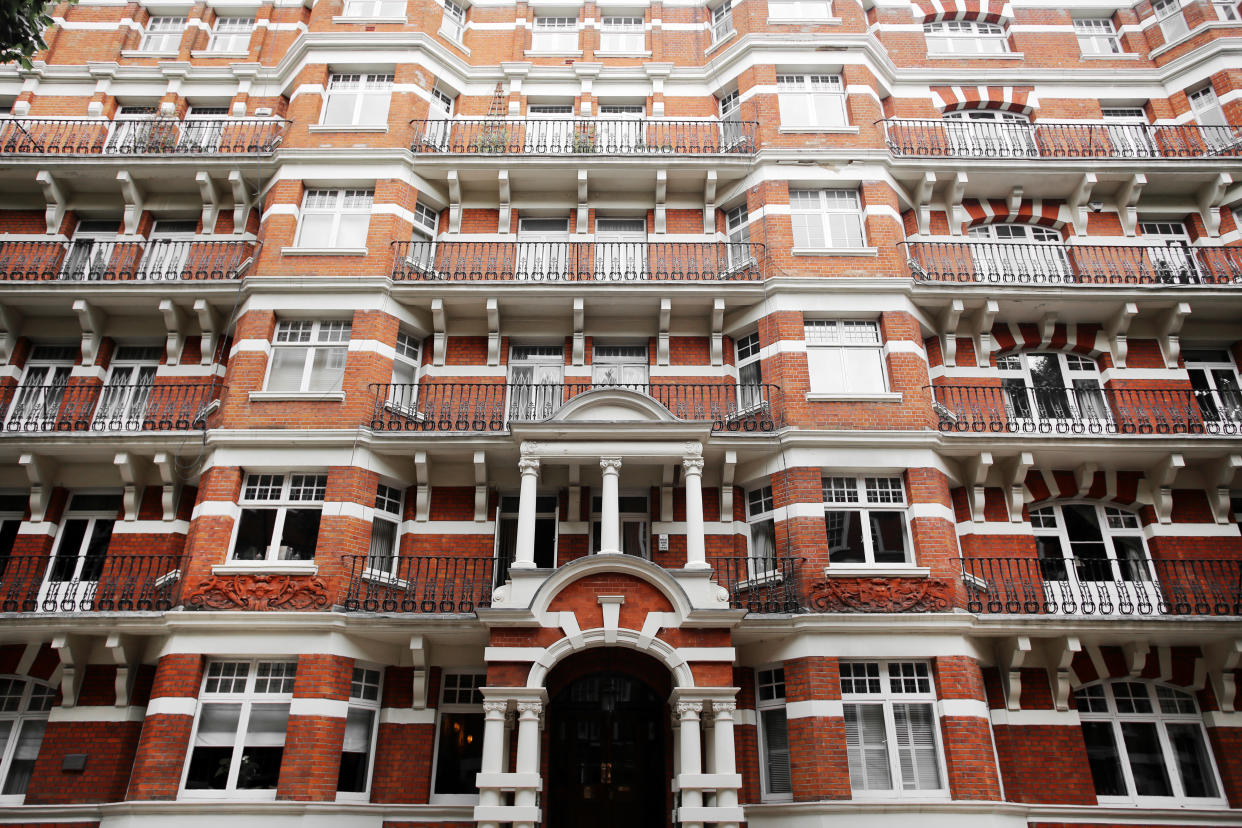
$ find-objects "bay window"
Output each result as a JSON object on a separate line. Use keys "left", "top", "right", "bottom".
{"left": 140, "top": 16, "right": 185, "bottom": 52}
{"left": 366, "top": 483, "right": 403, "bottom": 576}
{"left": 923, "top": 19, "right": 1008, "bottom": 54}
{"left": 823, "top": 476, "right": 910, "bottom": 565}
{"left": 295, "top": 189, "right": 374, "bottom": 249}
{"left": 208, "top": 17, "right": 252, "bottom": 52}
{"left": 265, "top": 319, "right": 351, "bottom": 394}
{"left": 756, "top": 666, "right": 792, "bottom": 799}
{"left": 338, "top": 666, "right": 382, "bottom": 796}
{"left": 842, "top": 661, "right": 946, "bottom": 796}
{"left": 777, "top": 74, "right": 846, "bottom": 129}
{"left": 1074, "top": 18, "right": 1120, "bottom": 54}
{"left": 184, "top": 660, "right": 296, "bottom": 795}
{"left": 532, "top": 17, "right": 579, "bottom": 51}
{"left": 790, "top": 189, "right": 865, "bottom": 249}
{"left": 600, "top": 17, "right": 644, "bottom": 51}
{"left": 321, "top": 74, "right": 394, "bottom": 127}
{"left": 230, "top": 473, "right": 326, "bottom": 563}
{"left": 804, "top": 320, "right": 886, "bottom": 395}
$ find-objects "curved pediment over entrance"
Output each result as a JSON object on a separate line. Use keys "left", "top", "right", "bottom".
{"left": 545, "top": 388, "right": 680, "bottom": 423}
{"left": 529, "top": 554, "right": 696, "bottom": 619}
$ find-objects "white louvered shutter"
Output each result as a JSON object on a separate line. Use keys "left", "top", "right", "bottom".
{"left": 761, "top": 708, "right": 792, "bottom": 793}
{"left": 844, "top": 703, "right": 892, "bottom": 789}
{"left": 893, "top": 703, "right": 941, "bottom": 790}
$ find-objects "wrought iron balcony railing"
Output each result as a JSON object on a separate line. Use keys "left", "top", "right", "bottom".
{"left": 0, "top": 553, "right": 184, "bottom": 613}
{"left": 707, "top": 555, "right": 804, "bottom": 613}
{"left": 0, "top": 239, "right": 254, "bottom": 281}
{"left": 930, "top": 384, "right": 1241, "bottom": 436}
{"left": 1, "top": 381, "right": 222, "bottom": 433}
{"left": 390, "top": 241, "right": 764, "bottom": 282}
{"left": 963, "top": 557, "right": 1242, "bottom": 616}
{"left": 904, "top": 241, "right": 1242, "bottom": 286}
{"left": 368, "top": 382, "right": 783, "bottom": 433}
{"left": 882, "top": 118, "right": 1242, "bottom": 160}
{"left": 412, "top": 118, "right": 758, "bottom": 155}
{"left": 0, "top": 117, "right": 288, "bottom": 156}
{"left": 341, "top": 554, "right": 496, "bottom": 613}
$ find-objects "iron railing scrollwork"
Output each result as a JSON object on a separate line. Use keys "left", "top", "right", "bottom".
{"left": 0, "top": 553, "right": 184, "bottom": 613}
{"left": 411, "top": 118, "right": 758, "bottom": 155}
{"left": 0, "top": 118, "right": 288, "bottom": 156}
{"left": 707, "top": 555, "right": 804, "bottom": 613}
{"left": 340, "top": 555, "right": 496, "bottom": 613}
{"left": 0, "top": 381, "right": 223, "bottom": 433}
{"left": 0, "top": 239, "right": 254, "bottom": 282}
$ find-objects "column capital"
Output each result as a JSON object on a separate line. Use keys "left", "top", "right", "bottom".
{"left": 711, "top": 700, "right": 737, "bottom": 715}
{"left": 516, "top": 700, "right": 544, "bottom": 716}
{"left": 676, "top": 700, "right": 703, "bottom": 718}
{"left": 483, "top": 700, "right": 510, "bottom": 716}
{"left": 682, "top": 456, "right": 705, "bottom": 475}
{"left": 599, "top": 457, "right": 623, "bottom": 472}
{"left": 518, "top": 457, "right": 541, "bottom": 476}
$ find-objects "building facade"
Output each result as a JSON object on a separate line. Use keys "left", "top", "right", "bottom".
{"left": 0, "top": 0, "right": 1240, "bottom": 826}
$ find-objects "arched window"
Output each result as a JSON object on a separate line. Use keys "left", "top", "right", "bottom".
{"left": 1030, "top": 503, "right": 1156, "bottom": 612}
{"left": 1075, "top": 680, "right": 1223, "bottom": 803}
{"left": 0, "top": 676, "right": 55, "bottom": 800}
{"left": 942, "top": 108, "right": 1033, "bottom": 156}
{"left": 997, "top": 351, "right": 1108, "bottom": 426}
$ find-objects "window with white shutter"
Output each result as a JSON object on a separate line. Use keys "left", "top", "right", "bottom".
{"left": 804, "top": 320, "right": 886, "bottom": 395}
{"left": 266, "top": 320, "right": 352, "bottom": 393}
{"left": 140, "top": 16, "right": 186, "bottom": 52}
{"left": 841, "top": 661, "right": 946, "bottom": 796}
{"left": 337, "top": 666, "right": 382, "bottom": 796}
{"left": 321, "top": 73, "right": 395, "bottom": 126}
{"left": 1074, "top": 18, "right": 1120, "bottom": 54}
{"left": 296, "top": 189, "right": 374, "bottom": 248}
{"left": 756, "top": 666, "right": 792, "bottom": 799}
{"left": 776, "top": 74, "right": 846, "bottom": 129}
{"left": 789, "top": 189, "right": 865, "bottom": 249}
{"left": 923, "top": 19, "right": 1007, "bottom": 53}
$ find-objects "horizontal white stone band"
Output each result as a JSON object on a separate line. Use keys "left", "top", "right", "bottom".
{"left": 289, "top": 698, "right": 350, "bottom": 718}
{"left": 937, "top": 698, "right": 990, "bottom": 719}
{"left": 990, "top": 708, "right": 1081, "bottom": 726}
{"left": 146, "top": 696, "right": 199, "bottom": 717}
{"left": 786, "top": 699, "right": 844, "bottom": 720}
{"left": 379, "top": 707, "right": 438, "bottom": 725}
{"left": 49, "top": 705, "right": 148, "bottom": 723}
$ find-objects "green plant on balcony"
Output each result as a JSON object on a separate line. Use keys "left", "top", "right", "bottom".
{"left": 474, "top": 128, "right": 510, "bottom": 153}
{"left": 573, "top": 127, "right": 597, "bottom": 153}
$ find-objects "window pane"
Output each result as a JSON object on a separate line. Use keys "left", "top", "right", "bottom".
{"left": 844, "top": 703, "right": 892, "bottom": 790}
{"left": 186, "top": 703, "right": 242, "bottom": 789}
{"left": 842, "top": 348, "right": 885, "bottom": 393}
{"left": 0, "top": 720, "right": 44, "bottom": 796}
{"left": 238, "top": 703, "right": 289, "bottom": 789}
{"left": 791, "top": 213, "right": 824, "bottom": 248}
{"left": 434, "top": 712, "right": 484, "bottom": 794}
{"left": 869, "top": 511, "right": 908, "bottom": 563}
{"left": 298, "top": 213, "right": 336, "bottom": 247}
{"left": 761, "top": 708, "right": 792, "bottom": 794}
{"left": 278, "top": 509, "right": 321, "bottom": 561}
{"left": 308, "top": 346, "right": 347, "bottom": 393}
{"left": 338, "top": 708, "right": 375, "bottom": 792}
{"left": 805, "top": 349, "right": 840, "bottom": 394}
{"left": 1082, "top": 720, "right": 1127, "bottom": 796}
{"left": 233, "top": 509, "right": 276, "bottom": 560}
{"left": 1120, "top": 721, "right": 1173, "bottom": 797}
{"left": 826, "top": 510, "right": 865, "bottom": 563}
{"left": 1166, "top": 723, "right": 1219, "bottom": 798}
{"left": 268, "top": 347, "right": 308, "bottom": 392}
{"left": 368, "top": 517, "right": 398, "bottom": 571}
{"left": 323, "top": 93, "right": 359, "bottom": 125}
{"left": 893, "top": 703, "right": 941, "bottom": 790}
{"left": 336, "top": 213, "right": 371, "bottom": 248}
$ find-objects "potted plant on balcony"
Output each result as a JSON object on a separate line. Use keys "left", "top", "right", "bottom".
{"left": 573, "top": 126, "right": 597, "bottom": 153}
{"left": 474, "top": 126, "right": 511, "bottom": 153}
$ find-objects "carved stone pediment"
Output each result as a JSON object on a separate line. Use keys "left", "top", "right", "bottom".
{"left": 186, "top": 574, "right": 330, "bottom": 611}
{"left": 809, "top": 577, "right": 953, "bottom": 613}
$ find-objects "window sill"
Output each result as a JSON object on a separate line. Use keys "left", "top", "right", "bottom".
{"left": 706, "top": 30, "right": 736, "bottom": 54}
{"left": 523, "top": 49, "right": 584, "bottom": 57}
{"left": 826, "top": 565, "right": 930, "bottom": 578}
{"left": 248, "top": 391, "right": 346, "bottom": 402}
{"left": 280, "top": 247, "right": 369, "bottom": 256}
{"left": 190, "top": 50, "right": 249, "bottom": 58}
{"left": 438, "top": 30, "right": 471, "bottom": 53}
{"left": 362, "top": 568, "right": 410, "bottom": 589}
{"left": 180, "top": 790, "right": 280, "bottom": 801}
{"left": 593, "top": 50, "right": 652, "bottom": 57}
{"left": 307, "top": 124, "right": 389, "bottom": 133}
{"left": 768, "top": 16, "right": 841, "bottom": 23}
{"left": 212, "top": 562, "right": 319, "bottom": 576}
{"left": 779, "top": 125, "right": 859, "bottom": 134}
{"left": 806, "top": 392, "right": 903, "bottom": 402}
{"left": 792, "top": 247, "right": 879, "bottom": 257}
{"left": 1080, "top": 52, "right": 1141, "bottom": 59}
{"left": 333, "top": 14, "right": 409, "bottom": 22}
{"left": 121, "top": 49, "right": 177, "bottom": 58}
{"left": 926, "top": 51, "right": 1024, "bottom": 59}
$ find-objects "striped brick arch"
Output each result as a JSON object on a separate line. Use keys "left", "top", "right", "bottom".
{"left": 1021, "top": 470, "right": 1144, "bottom": 509}
{"left": 914, "top": 0, "right": 1012, "bottom": 23}
{"left": 988, "top": 321, "right": 1105, "bottom": 360}
{"left": 931, "top": 86, "right": 1036, "bottom": 114}
{"left": 1070, "top": 644, "right": 1205, "bottom": 690}
{"left": 962, "top": 199, "right": 1063, "bottom": 229}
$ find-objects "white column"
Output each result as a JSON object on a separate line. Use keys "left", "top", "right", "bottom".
{"left": 475, "top": 700, "right": 510, "bottom": 828}
{"left": 711, "top": 700, "right": 740, "bottom": 828}
{"left": 677, "top": 700, "right": 703, "bottom": 828}
{"left": 682, "top": 456, "right": 708, "bottom": 569}
{"left": 512, "top": 457, "right": 540, "bottom": 569}
{"left": 513, "top": 699, "right": 544, "bottom": 828}
{"left": 599, "top": 457, "right": 622, "bottom": 554}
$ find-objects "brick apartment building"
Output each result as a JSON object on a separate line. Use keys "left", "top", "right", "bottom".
{"left": 0, "top": 0, "right": 1239, "bottom": 825}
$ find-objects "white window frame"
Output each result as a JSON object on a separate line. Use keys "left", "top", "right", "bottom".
{"left": 1028, "top": 502, "right": 1156, "bottom": 594}
{"left": 208, "top": 16, "right": 252, "bottom": 52}
{"left": 996, "top": 351, "right": 1108, "bottom": 424}
{"left": 804, "top": 320, "right": 886, "bottom": 395}
{"left": 755, "top": 666, "right": 792, "bottom": 801}
{"left": 592, "top": 343, "right": 648, "bottom": 385}
{"left": 9, "top": 345, "right": 74, "bottom": 428}
{"left": 768, "top": 0, "right": 832, "bottom": 20}
{"left": 45, "top": 492, "right": 120, "bottom": 605}
{"left": 589, "top": 492, "right": 651, "bottom": 558}
{"left": 181, "top": 660, "right": 297, "bottom": 798}
{"left": 342, "top": 0, "right": 408, "bottom": 18}
{"left": 430, "top": 672, "right": 486, "bottom": 804}
{"left": 265, "top": 319, "right": 352, "bottom": 394}
{"left": 1214, "top": 0, "right": 1241, "bottom": 20}
{"left": 746, "top": 485, "right": 777, "bottom": 576}
{"left": 140, "top": 15, "right": 186, "bottom": 52}
{"left": 736, "top": 331, "right": 765, "bottom": 412}
{"left": 923, "top": 19, "right": 1008, "bottom": 54}
{"left": 1075, "top": 680, "right": 1226, "bottom": 806}
{"left": 1074, "top": 17, "right": 1120, "bottom": 54}
{"left": 711, "top": 1, "right": 734, "bottom": 42}
{"left": 841, "top": 661, "right": 948, "bottom": 798}
{"left": 320, "top": 73, "right": 394, "bottom": 127}
{"left": 96, "top": 344, "right": 160, "bottom": 428}
{"left": 295, "top": 189, "right": 374, "bottom": 249}
{"left": 789, "top": 189, "right": 865, "bottom": 249}
{"left": 390, "top": 330, "right": 423, "bottom": 391}
{"left": 1185, "top": 349, "right": 1242, "bottom": 423}
{"left": 822, "top": 476, "right": 911, "bottom": 565}
{"left": 725, "top": 203, "right": 754, "bottom": 272}
{"left": 0, "top": 677, "right": 55, "bottom": 803}
{"left": 494, "top": 493, "right": 559, "bottom": 582}
{"left": 531, "top": 16, "right": 579, "bottom": 52}
{"left": 1153, "top": 0, "right": 1189, "bottom": 41}
{"left": 440, "top": 0, "right": 465, "bottom": 40}
{"left": 600, "top": 16, "right": 645, "bottom": 52}
{"left": 776, "top": 74, "right": 846, "bottom": 129}
{"left": 365, "top": 483, "right": 404, "bottom": 578}
{"left": 229, "top": 473, "right": 327, "bottom": 563}
{"left": 337, "top": 665, "right": 383, "bottom": 800}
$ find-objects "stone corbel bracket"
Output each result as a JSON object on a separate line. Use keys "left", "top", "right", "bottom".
{"left": 1106, "top": 302, "right": 1138, "bottom": 368}
{"left": 939, "top": 299, "right": 964, "bottom": 368}
{"left": 1204, "top": 639, "right": 1242, "bottom": 713}
{"left": 194, "top": 300, "right": 222, "bottom": 367}
{"left": 154, "top": 452, "right": 178, "bottom": 520}
{"left": 431, "top": 299, "right": 447, "bottom": 366}
{"left": 413, "top": 450, "right": 430, "bottom": 522}
{"left": 962, "top": 451, "right": 992, "bottom": 523}
{"left": 474, "top": 451, "right": 488, "bottom": 522}
{"left": 1203, "top": 454, "right": 1242, "bottom": 524}
{"left": 106, "top": 633, "right": 143, "bottom": 707}
{"left": 20, "top": 453, "right": 57, "bottom": 523}
{"left": 52, "top": 633, "right": 92, "bottom": 708}
{"left": 36, "top": 170, "right": 67, "bottom": 235}
{"left": 996, "top": 635, "right": 1032, "bottom": 711}
{"left": 410, "top": 634, "right": 428, "bottom": 709}
{"left": 114, "top": 452, "right": 151, "bottom": 521}
{"left": 159, "top": 299, "right": 189, "bottom": 366}
{"left": 572, "top": 298, "right": 585, "bottom": 365}
{"left": 1004, "top": 452, "right": 1033, "bottom": 522}
{"left": 1155, "top": 302, "right": 1190, "bottom": 369}
{"left": 657, "top": 298, "right": 671, "bottom": 366}
{"left": 1143, "top": 453, "right": 1185, "bottom": 524}
{"left": 486, "top": 298, "right": 500, "bottom": 366}
{"left": 710, "top": 298, "right": 724, "bottom": 367}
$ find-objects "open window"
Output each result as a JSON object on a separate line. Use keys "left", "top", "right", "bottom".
{"left": 0, "top": 677, "right": 55, "bottom": 802}
{"left": 337, "top": 666, "right": 382, "bottom": 798}
{"left": 432, "top": 672, "right": 485, "bottom": 801}
{"left": 230, "top": 474, "right": 326, "bottom": 563}
{"left": 494, "top": 495, "right": 558, "bottom": 585}
{"left": 1185, "top": 349, "right": 1242, "bottom": 424}
{"left": 997, "top": 351, "right": 1107, "bottom": 426}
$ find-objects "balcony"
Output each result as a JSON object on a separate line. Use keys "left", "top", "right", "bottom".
{"left": 881, "top": 118, "right": 1242, "bottom": 160}
{"left": 930, "top": 384, "right": 1241, "bottom": 436}
{"left": 0, "top": 239, "right": 255, "bottom": 282}
{"left": 963, "top": 557, "right": 1242, "bottom": 616}
{"left": 0, "top": 117, "right": 288, "bottom": 156}
{"left": 1, "top": 381, "right": 223, "bottom": 434}
{"left": 390, "top": 241, "right": 764, "bottom": 282}
{"left": 0, "top": 553, "right": 183, "bottom": 613}
{"left": 367, "top": 382, "right": 784, "bottom": 433}
{"left": 707, "top": 555, "right": 804, "bottom": 613}
{"left": 412, "top": 118, "right": 758, "bottom": 156}
{"left": 903, "top": 241, "right": 1242, "bottom": 287}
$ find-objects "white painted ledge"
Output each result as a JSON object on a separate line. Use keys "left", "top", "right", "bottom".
{"left": 248, "top": 391, "right": 346, "bottom": 403}
{"left": 791, "top": 247, "right": 879, "bottom": 257}
{"left": 824, "top": 565, "right": 931, "bottom": 578}
{"left": 806, "top": 392, "right": 903, "bottom": 402}
{"left": 211, "top": 562, "right": 319, "bottom": 576}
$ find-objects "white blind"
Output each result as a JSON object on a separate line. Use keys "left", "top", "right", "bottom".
{"left": 342, "top": 707, "right": 374, "bottom": 753}
{"left": 893, "top": 703, "right": 941, "bottom": 790}
{"left": 195, "top": 703, "right": 242, "bottom": 747}
{"left": 245, "top": 704, "right": 291, "bottom": 747}
{"left": 844, "top": 703, "right": 892, "bottom": 790}
{"left": 761, "top": 708, "right": 792, "bottom": 793}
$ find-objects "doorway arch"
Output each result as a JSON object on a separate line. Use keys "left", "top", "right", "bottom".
{"left": 545, "top": 648, "right": 673, "bottom": 828}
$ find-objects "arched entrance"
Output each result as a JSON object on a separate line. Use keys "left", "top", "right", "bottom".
{"left": 546, "top": 649, "right": 672, "bottom": 828}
